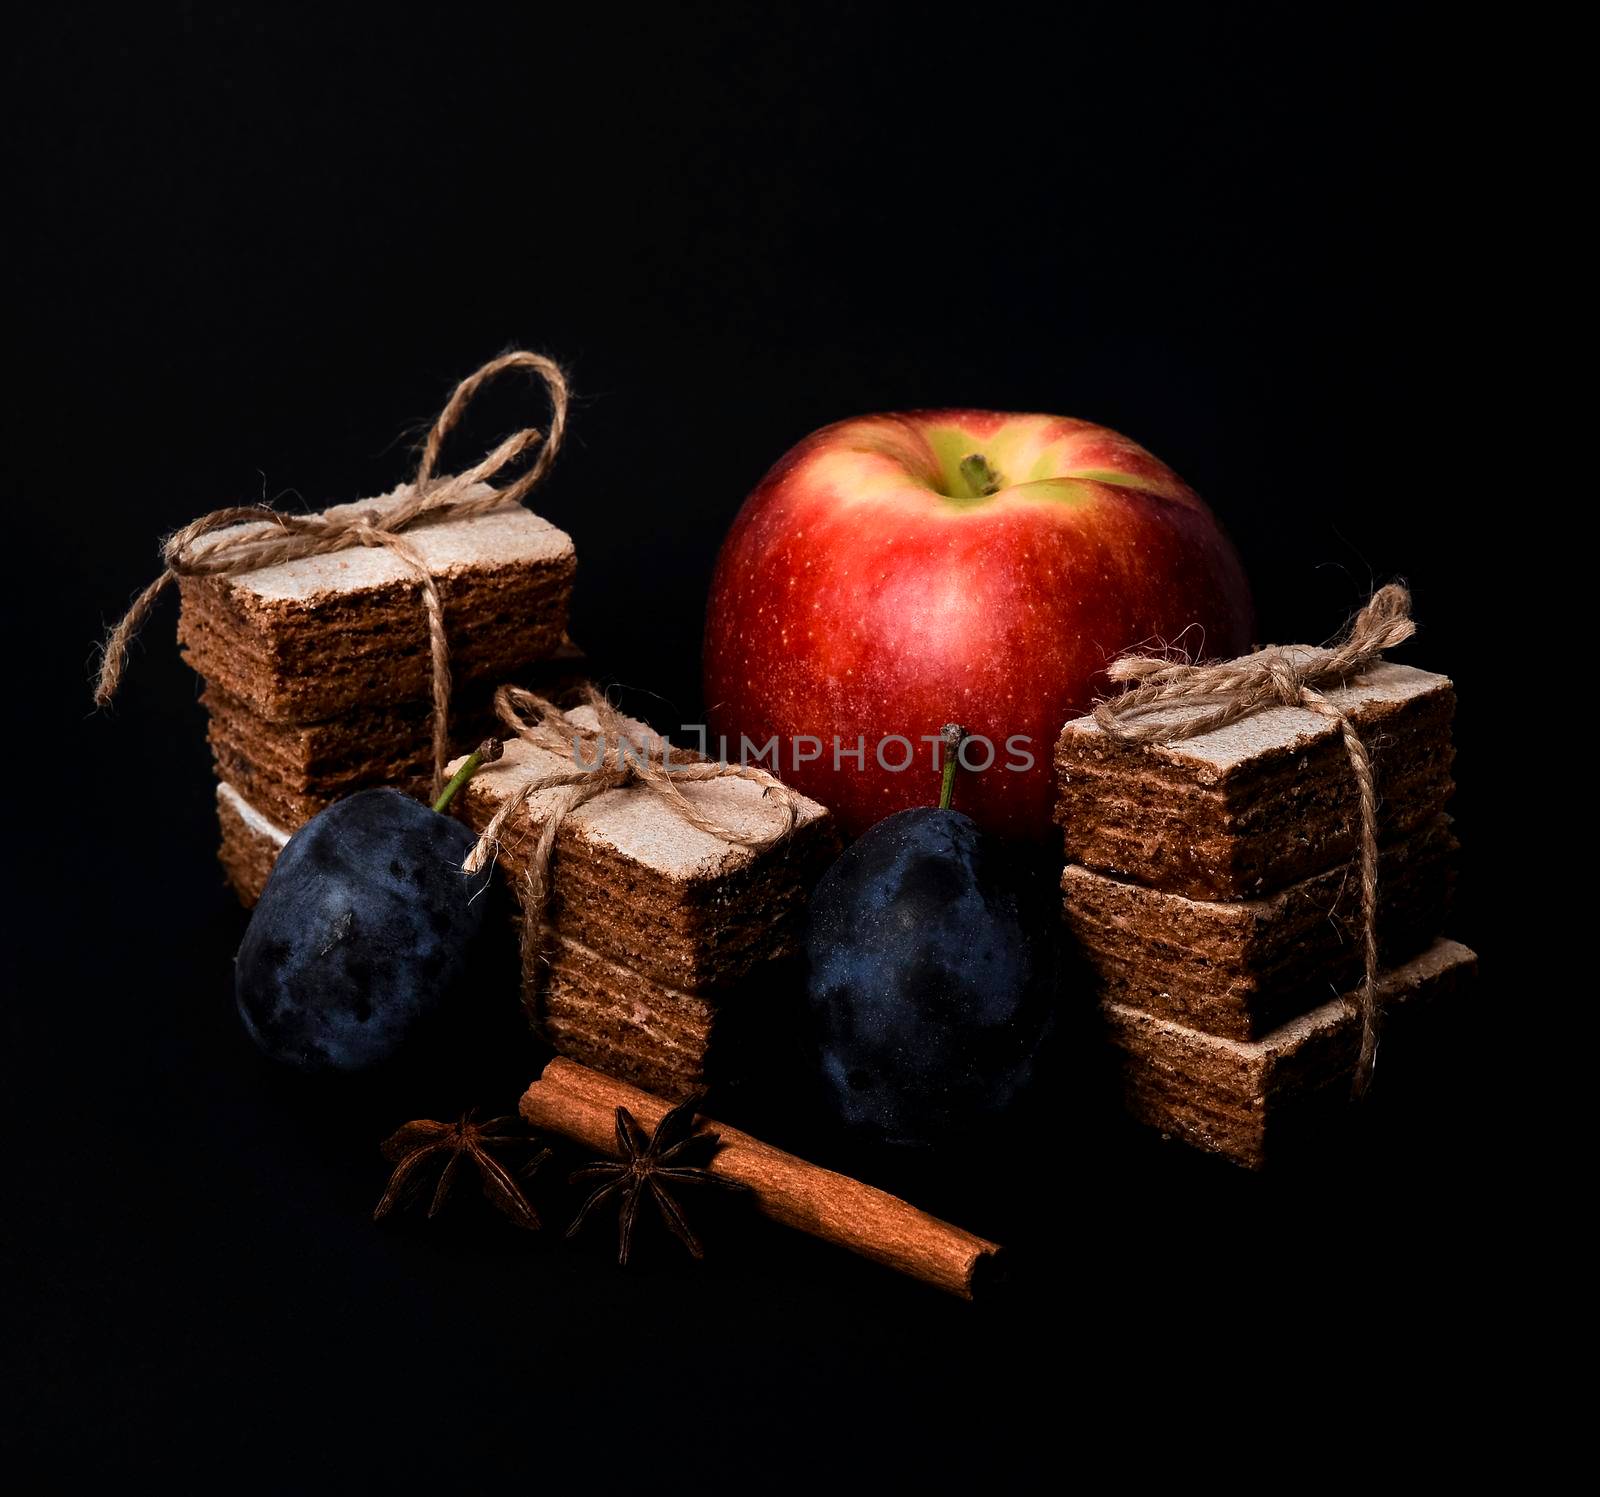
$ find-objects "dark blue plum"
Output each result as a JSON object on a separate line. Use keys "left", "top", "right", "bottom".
{"left": 804, "top": 807, "right": 1055, "bottom": 1147}
{"left": 236, "top": 788, "right": 492, "bottom": 1072}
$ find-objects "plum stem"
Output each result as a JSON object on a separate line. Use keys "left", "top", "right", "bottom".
{"left": 433, "top": 738, "right": 504, "bottom": 814}
{"left": 938, "top": 723, "right": 967, "bottom": 810}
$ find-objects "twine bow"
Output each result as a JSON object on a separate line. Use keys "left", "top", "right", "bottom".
{"left": 1092, "top": 584, "right": 1416, "bottom": 1095}
{"left": 463, "top": 685, "right": 803, "bottom": 976}
{"left": 93, "top": 350, "right": 570, "bottom": 798}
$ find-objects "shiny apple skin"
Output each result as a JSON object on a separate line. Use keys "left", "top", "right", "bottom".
{"left": 703, "top": 410, "right": 1253, "bottom": 840}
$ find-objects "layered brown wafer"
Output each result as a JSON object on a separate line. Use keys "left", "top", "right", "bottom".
{"left": 534, "top": 935, "right": 804, "bottom": 1102}
{"left": 455, "top": 705, "right": 835, "bottom": 1090}
{"left": 1055, "top": 655, "right": 1455, "bottom": 900}
{"left": 1062, "top": 812, "right": 1457, "bottom": 1038}
{"left": 454, "top": 707, "right": 838, "bottom": 994}
{"left": 178, "top": 483, "right": 576, "bottom": 724}
{"left": 537, "top": 935, "right": 718, "bottom": 1100}
{"left": 1108, "top": 938, "right": 1477, "bottom": 1168}
{"left": 209, "top": 649, "right": 591, "bottom": 902}
{"left": 203, "top": 642, "right": 590, "bottom": 828}
{"left": 215, "top": 781, "right": 289, "bottom": 905}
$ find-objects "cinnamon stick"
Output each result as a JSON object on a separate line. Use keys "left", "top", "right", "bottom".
{"left": 521, "top": 1057, "right": 1003, "bottom": 1299}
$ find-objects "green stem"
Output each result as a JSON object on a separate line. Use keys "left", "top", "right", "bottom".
{"left": 958, "top": 453, "right": 1003, "bottom": 497}
{"left": 938, "top": 723, "right": 967, "bottom": 810}
{"left": 433, "top": 738, "right": 504, "bottom": 813}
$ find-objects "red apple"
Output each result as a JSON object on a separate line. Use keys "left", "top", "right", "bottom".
{"left": 703, "top": 410, "right": 1253, "bottom": 840}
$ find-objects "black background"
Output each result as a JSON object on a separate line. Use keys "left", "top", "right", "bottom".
{"left": 7, "top": 4, "right": 1504, "bottom": 1483}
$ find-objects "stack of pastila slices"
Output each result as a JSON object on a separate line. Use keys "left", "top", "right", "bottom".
{"left": 452, "top": 707, "right": 838, "bottom": 1100}
{"left": 176, "top": 483, "right": 582, "bottom": 903}
{"left": 1054, "top": 650, "right": 1477, "bottom": 1167}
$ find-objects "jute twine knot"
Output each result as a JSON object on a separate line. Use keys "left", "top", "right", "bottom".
{"left": 94, "top": 350, "right": 571, "bottom": 798}
{"left": 1093, "top": 584, "right": 1416, "bottom": 1096}
{"left": 462, "top": 685, "right": 803, "bottom": 979}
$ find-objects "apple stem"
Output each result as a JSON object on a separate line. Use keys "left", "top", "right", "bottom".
{"left": 938, "top": 723, "right": 967, "bottom": 811}
{"left": 433, "top": 738, "right": 504, "bottom": 814}
{"left": 959, "top": 453, "right": 1003, "bottom": 497}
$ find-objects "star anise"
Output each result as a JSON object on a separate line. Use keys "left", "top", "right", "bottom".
{"left": 566, "top": 1096, "right": 744, "bottom": 1265}
{"left": 373, "top": 1111, "right": 551, "bottom": 1230}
